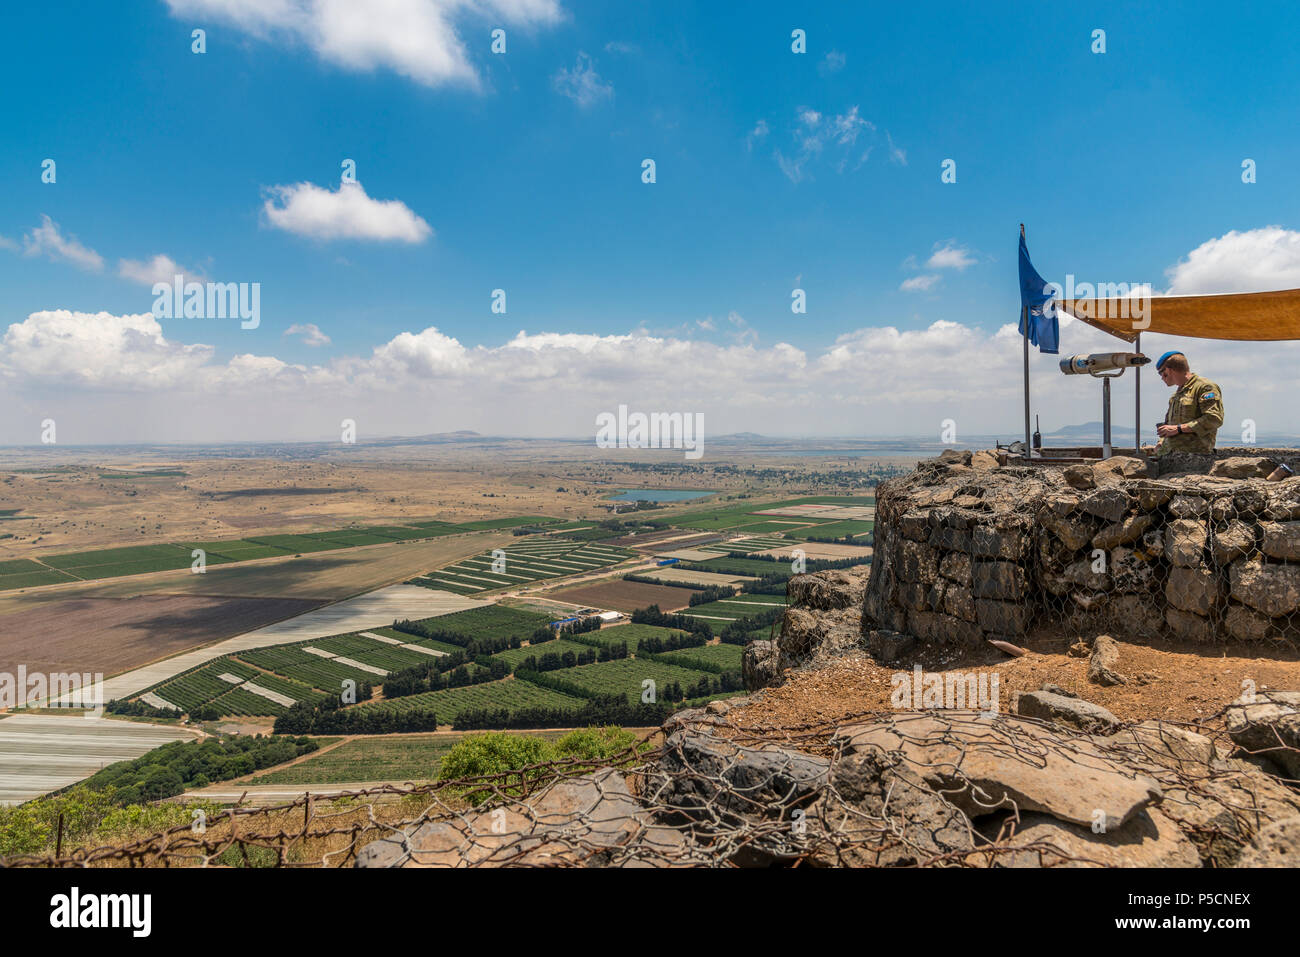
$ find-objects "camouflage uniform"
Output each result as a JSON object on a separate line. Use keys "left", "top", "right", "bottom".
{"left": 1156, "top": 372, "right": 1223, "bottom": 456}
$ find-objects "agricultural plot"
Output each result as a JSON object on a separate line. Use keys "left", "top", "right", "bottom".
{"left": 0, "top": 565, "right": 79, "bottom": 591}
{"left": 409, "top": 541, "right": 634, "bottom": 595}
{"left": 786, "top": 520, "right": 874, "bottom": 539}
{"left": 576, "top": 624, "right": 686, "bottom": 654}
{"left": 145, "top": 658, "right": 323, "bottom": 714}
{"left": 540, "top": 658, "right": 713, "bottom": 705}
{"left": 211, "top": 686, "right": 293, "bottom": 717}
{"left": 632, "top": 568, "right": 755, "bottom": 587}
{"left": 668, "top": 496, "right": 874, "bottom": 531}
{"left": 453, "top": 517, "right": 562, "bottom": 531}
{"left": 367, "top": 626, "right": 463, "bottom": 655}
{"left": 412, "top": 603, "right": 554, "bottom": 640}
{"left": 242, "top": 534, "right": 348, "bottom": 554}
{"left": 306, "top": 634, "right": 440, "bottom": 671}
{"left": 680, "top": 556, "right": 793, "bottom": 576}
{"left": 187, "top": 540, "right": 293, "bottom": 562}
{"left": 237, "top": 644, "right": 388, "bottom": 690}
{"left": 723, "top": 521, "right": 822, "bottom": 534}
{"left": 692, "top": 536, "right": 791, "bottom": 555}
{"left": 245, "top": 731, "right": 567, "bottom": 785}
{"left": 352, "top": 678, "right": 585, "bottom": 723}
{"left": 4, "top": 516, "right": 564, "bottom": 591}
{"left": 37, "top": 542, "right": 213, "bottom": 580}
{"left": 659, "top": 643, "right": 745, "bottom": 671}
{"left": 678, "top": 594, "right": 787, "bottom": 622}
{"left": 491, "top": 638, "right": 594, "bottom": 668}
{"left": 548, "top": 579, "right": 696, "bottom": 614}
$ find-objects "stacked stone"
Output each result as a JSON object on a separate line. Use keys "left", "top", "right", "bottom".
{"left": 865, "top": 449, "right": 1039, "bottom": 648}
{"left": 863, "top": 451, "right": 1300, "bottom": 646}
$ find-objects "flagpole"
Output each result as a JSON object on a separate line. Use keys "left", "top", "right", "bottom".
{"left": 1021, "top": 223, "right": 1031, "bottom": 458}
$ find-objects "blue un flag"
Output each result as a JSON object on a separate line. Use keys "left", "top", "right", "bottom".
{"left": 1018, "top": 232, "right": 1059, "bottom": 354}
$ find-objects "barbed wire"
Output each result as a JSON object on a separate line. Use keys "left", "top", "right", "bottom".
{"left": 4, "top": 709, "right": 1292, "bottom": 869}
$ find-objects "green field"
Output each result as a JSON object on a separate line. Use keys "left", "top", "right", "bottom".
{"left": 409, "top": 603, "right": 554, "bottom": 640}
{"left": 540, "top": 658, "right": 714, "bottom": 704}
{"left": 491, "top": 638, "right": 594, "bottom": 668}
{"left": 788, "top": 520, "right": 874, "bottom": 539}
{"left": 409, "top": 540, "right": 634, "bottom": 596}
{"left": 145, "top": 658, "right": 325, "bottom": 714}
{"left": 352, "top": 678, "right": 586, "bottom": 722}
{"left": 245, "top": 731, "right": 569, "bottom": 785}
{"left": 680, "top": 556, "right": 793, "bottom": 576}
{"left": 678, "top": 594, "right": 788, "bottom": 622}
{"left": 0, "top": 515, "right": 569, "bottom": 591}
{"left": 369, "top": 626, "right": 463, "bottom": 654}
{"left": 667, "top": 495, "right": 874, "bottom": 531}
{"left": 575, "top": 623, "right": 687, "bottom": 654}
{"left": 658, "top": 643, "right": 745, "bottom": 670}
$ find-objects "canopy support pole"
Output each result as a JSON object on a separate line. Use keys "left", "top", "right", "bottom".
{"left": 1022, "top": 304, "right": 1030, "bottom": 456}
{"left": 1134, "top": 332, "right": 1142, "bottom": 453}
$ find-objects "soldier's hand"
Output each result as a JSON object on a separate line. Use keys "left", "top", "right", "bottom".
{"left": 1156, "top": 424, "right": 1180, "bottom": 438}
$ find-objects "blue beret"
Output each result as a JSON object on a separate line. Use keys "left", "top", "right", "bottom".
{"left": 1155, "top": 351, "right": 1181, "bottom": 371}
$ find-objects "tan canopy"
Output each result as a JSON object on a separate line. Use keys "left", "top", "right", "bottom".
{"left": 1057, "top": 287, "right": 1300, "bottom": 343}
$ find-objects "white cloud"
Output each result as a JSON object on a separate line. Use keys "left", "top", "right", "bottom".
{"left": 21, "top": 215, "right": 104, "bottom": 271}
{"left": 745, "top": 119, "right": 769, "bottom": 152}
{"left": 773, "top": 106, "right": 896, "bottom": 183}
{"left": 284, "top": 322, "right": 332, "bottom": 346}
{"left": 163, "top": 0, "right": 563, "bottom": 89}
{"left": 10, "top": 228, "right": 1300, "bottom": 442}
{"left": 118, "top": 254, "right": 203, "bottom": 286}
{"left": 552, "top": 52, "right": 613, "bottom": 108}
{"left": 263, "top": 180, "right": 433, "bottom": 242}
{"left": 604, "top": 40, "right": 637, "bottom": 54}
{"left": 886, "top": 132, "right": 907, "bottom": 166}
{"left": 900, "top": 274, "right": 941, "bottom": 292}
{"left": 0, "top": 311, "right": 213, "bottom": 390}
{"left": 1165, "top": 226, "right": 1300, "bottom": 294}
{"left": 926, "top": 241, "right": 976, "bottom": 271}
{"left": 819, "top": 50, "right": 846, "bottom": 74}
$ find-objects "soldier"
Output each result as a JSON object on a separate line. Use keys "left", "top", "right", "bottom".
{"left": 1145, "top": 351, "right": 1223, "bottom": 456}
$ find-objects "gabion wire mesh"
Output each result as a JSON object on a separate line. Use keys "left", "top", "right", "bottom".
{"left": 865, "top": 457, "right": 1300, "bottom": 650}
{"left": 3, "top": 709, "right": 1293, "bottom": 868}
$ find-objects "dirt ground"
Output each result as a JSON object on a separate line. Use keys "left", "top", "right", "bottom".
{"left": 0, "top": 594, "right": 323, "bottom": 678}
{"left": 729, "top": 635, "right": 1300, "bottom": 742}
{"left": 547, "top": 579, "right": 698, "bottom": 613}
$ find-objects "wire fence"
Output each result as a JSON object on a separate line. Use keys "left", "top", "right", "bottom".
{"left": 867, "top": 468, "right": 1300, "bottom": 649}
{"left": 4, "top": 709, "right": 1292, "bottom": 868}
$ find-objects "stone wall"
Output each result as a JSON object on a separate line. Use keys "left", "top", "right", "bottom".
{"left": 863, "top": 450, "right": 1300, "bottom": 647}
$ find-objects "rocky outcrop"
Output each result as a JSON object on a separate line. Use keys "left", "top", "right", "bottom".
{"left": 355, "top": 684, "right": 1300, "bottom": 868}
{"left": 1013, "top": 688, "right": 1122, "bottom": 735}
{"left": 1225, "top": 690, "right": 1300, "bottom": 779}
{"left": 743, "top": 566, "right": 869, "bottom": 690}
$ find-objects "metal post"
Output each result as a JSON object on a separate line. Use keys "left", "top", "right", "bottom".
{"left": 1023, "top": 304, "right": 1031, "bottom": 456}
{"left": 1134, "top": 332, "right": 1141, "bottom": 453}
{"left": 1102, "top": 376, "right": 1113, "bottom": 458}
{"left": 1020, "top": 223, "right": 1031, "bottom": 459}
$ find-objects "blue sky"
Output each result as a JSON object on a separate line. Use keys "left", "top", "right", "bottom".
{"left": 3, "top": 1, "right": 1300, "bottom": 444}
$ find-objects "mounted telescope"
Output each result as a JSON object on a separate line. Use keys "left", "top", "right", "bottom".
{"left": 1058, "top": 352, "right": 1149, "bottom": 457}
